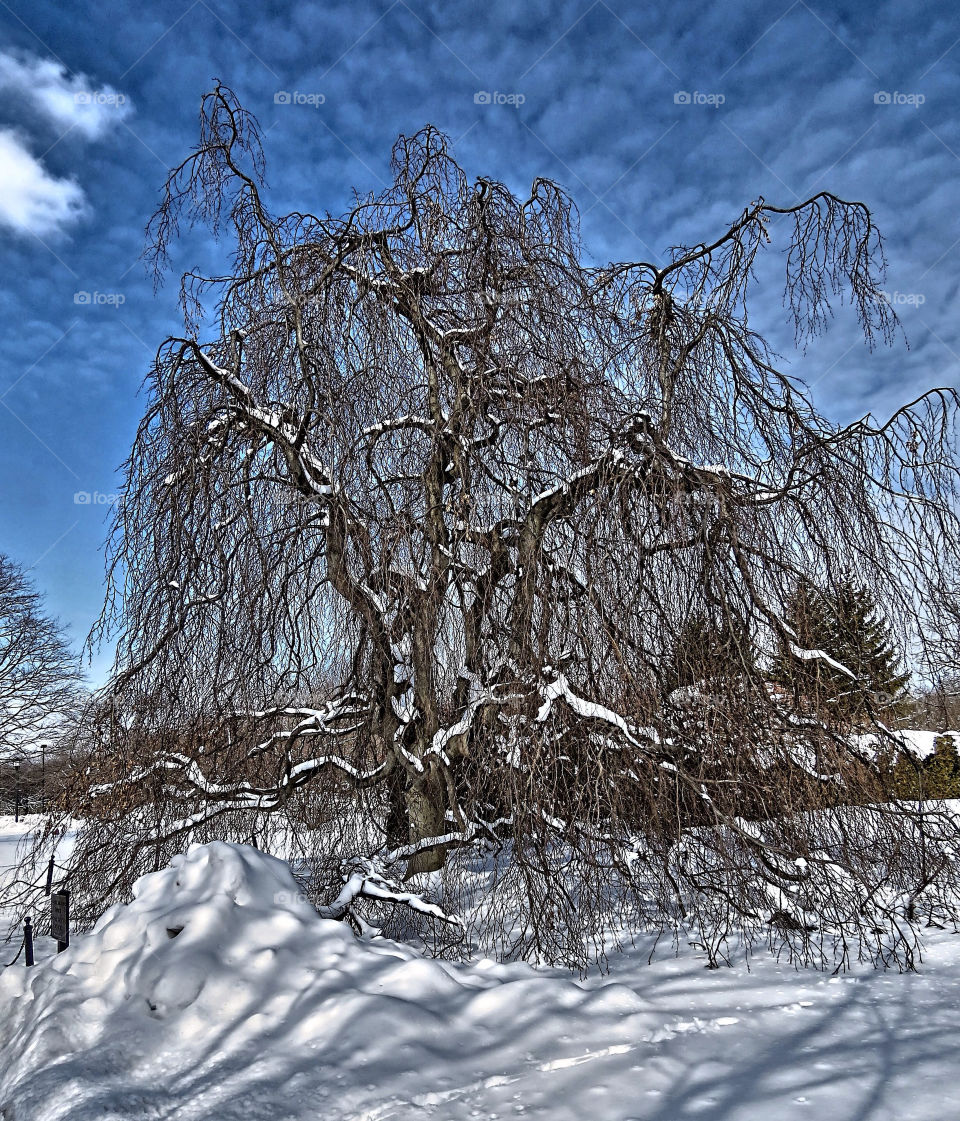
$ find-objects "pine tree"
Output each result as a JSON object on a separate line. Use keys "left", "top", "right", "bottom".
{"left": 888, "top": 734, "right": 960, "bottom": 800}
{"left": 827, "top": 582, "right": 911, "bottom": 722}
{"left": 770, "top": 579, "right": 836, "bottom": 709}
{"left": 772, "top": 578, "right": 911, "bottom": 725}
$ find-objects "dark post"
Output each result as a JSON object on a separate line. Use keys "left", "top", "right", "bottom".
{"left": 50, "top": 890, "right": 69, "bottom": 952}
{"left": 23, "top": 916, "right": 34, "bottom": 967}
{"left": 40, "top": 743, "right": 47, "bottom": 813}
{"left": 14, "top": 759, "right": 20, "bottom": 823}
{"left": 44, "top": 855, "right": 55, "bottom": 897}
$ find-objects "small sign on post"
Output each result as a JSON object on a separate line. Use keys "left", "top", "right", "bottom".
{"left": 50, "top": 890, "right": 69, "bottom": 952}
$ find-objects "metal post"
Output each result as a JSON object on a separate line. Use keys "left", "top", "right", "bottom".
{"left": 51, "top": 890, "right": 69, "bottom": 953}
{"left": 23, "top": 916, "right": 34, "bottom": 967}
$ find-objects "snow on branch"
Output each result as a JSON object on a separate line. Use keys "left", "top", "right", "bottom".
{"left": 317, "top": 858, "right": 462, "bottom": 926}
{"left": 535, "top": 672, "right": 658, "bottom": 750}
{"left": 787, "top": 643, "right": 858, "bottom": 680}
{"left": 193, "top": 345, "right": 334, "bottom": 499}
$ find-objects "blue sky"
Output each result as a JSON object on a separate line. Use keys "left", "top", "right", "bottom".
{"left": 0, "top": 0, "right": 957, "bottom": 683}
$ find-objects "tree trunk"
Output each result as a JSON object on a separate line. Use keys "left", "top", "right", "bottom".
{"left": 385, "top": 766, "right": 408, "bottom": 847}
{"left": 403, "top": 768, "right": 448, "bottom": 876}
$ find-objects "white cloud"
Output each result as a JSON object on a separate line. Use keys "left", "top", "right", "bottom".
{"left": 0, "top": 50, "right": 131, "bottom": 236}
{"left": 0, "top": 128, "right": 86, "bottom": 236}
{"left": 0, "top": 50, "right": 131, "bottom": 140}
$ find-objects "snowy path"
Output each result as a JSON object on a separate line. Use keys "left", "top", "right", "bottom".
{"left": 0, "top": 816, "right": 62, "bottom": 969}
{"left": 1, "top": 827, "right": 958, "bottom": 1120}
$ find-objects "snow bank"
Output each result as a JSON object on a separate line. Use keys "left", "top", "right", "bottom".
{"left": 0, "top": 815, "right": 55, "bottom": 876}
{"left": 3, "top": 840, "right": 960, "bottom": 1120}
{"left": 0, "top": 842, "right": 651, "bottom": 1120}
{"left": 0, "top": 816, "right": 75, "bottom": 965}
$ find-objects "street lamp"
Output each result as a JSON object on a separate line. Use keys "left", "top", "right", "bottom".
{"left": 40, "top": 743, "right": 47, "bottom": 813}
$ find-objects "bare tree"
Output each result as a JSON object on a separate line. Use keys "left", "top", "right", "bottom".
{"left": 57, "top": 85, "right": 960, "bottom": 967}
{"left": 0, "top": 554, "right": 78, "bottom": 764}
{"left": 911, "top": 677, "right": 960, "bottom": 731}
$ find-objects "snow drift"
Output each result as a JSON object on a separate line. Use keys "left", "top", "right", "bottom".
{"left": 0, "top": 842, "right": 652, "bottom": 1120}
{"left": 3, "top": 839, "right": 960, "bottom": 1121}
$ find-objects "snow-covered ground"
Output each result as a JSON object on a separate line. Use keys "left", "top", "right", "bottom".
{"left": 854, "top": 728, "right": 960, "bottom": 760}
{"left": 0, "top": 815, "right": 68, "bottom": 968}
{"left": 1, "top": 821, "right": 959, "bottom": 1121}
{"left": 893, "top": 728, "right": 960, "bottom": 759}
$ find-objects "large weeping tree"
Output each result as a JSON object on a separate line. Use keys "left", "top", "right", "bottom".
{"left": 55, "top": 85, "right": 960, "bottom": 967}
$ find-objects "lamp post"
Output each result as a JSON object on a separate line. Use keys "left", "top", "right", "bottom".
{"left": 14, "top": 758, "right": 21, "bottom": 823}
{"left": 40, "top": 743, "right": 47, "bottom": 813}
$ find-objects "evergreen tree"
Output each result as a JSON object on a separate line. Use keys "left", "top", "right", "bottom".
{"left": 889, "top": 734, "right": 960, "bottom": 800}
{"left": 770, "top": 579, "right": 836, "bottom": 708}
{"left": 923, "top": 734, "right": 960, "bottom": 797}
{"left": 827, "top": 582, "right": 911, "bottom": 721}
{"left": 772, "top": 578, "right": 911, "bottom": 725}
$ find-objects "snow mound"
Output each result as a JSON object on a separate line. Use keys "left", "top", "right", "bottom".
{"left": 3, "top": 839, "right": 960, "bottom": 1119}
{"left": 0, "top": 842, "right": 655, "bottom": 1121}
